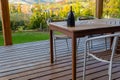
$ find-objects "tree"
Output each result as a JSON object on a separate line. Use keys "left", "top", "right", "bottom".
{"left": 29, "top": 11, "right": 47, "bottom": 30}
{"left": 17, "top": 3, "right": 21, "bottom": 13}
{"left": 103, "top": 0, "right": 120, "bottom": 18}
{"left": 9, "top": 4, "right": 17, "bottom": 13}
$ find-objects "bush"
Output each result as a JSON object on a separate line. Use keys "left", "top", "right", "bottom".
{"left": 28, "top": 12, "right": 48, "bottom": 30}
{"left": 10, "top": 13, "right": 30, "bottom": 31}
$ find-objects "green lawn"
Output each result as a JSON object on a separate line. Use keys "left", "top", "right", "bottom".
{"left": 0, "top": 31, "right": 50, "bottom": 46}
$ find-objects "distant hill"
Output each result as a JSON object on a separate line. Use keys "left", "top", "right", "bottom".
{"left": 9, "top": 0, "right": 56, "bottom": 4}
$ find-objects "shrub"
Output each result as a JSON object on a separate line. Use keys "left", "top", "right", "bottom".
{"left": 28, "top": 12, "right": 48, "bottom": 30}
{"left": 10, "top": 13, "right": 30, "bottom": 31}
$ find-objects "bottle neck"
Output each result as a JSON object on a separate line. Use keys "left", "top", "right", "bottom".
{"left": 70, "top": 6, "right": 72, "bottom": 12}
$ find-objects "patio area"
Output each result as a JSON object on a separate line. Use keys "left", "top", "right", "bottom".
{"left": 0, "top": 38, "right": 120, "bottom": 80}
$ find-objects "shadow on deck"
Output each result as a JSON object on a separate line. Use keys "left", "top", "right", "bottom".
{"left": 0, "top": 38, "right": 120, "bottom": 80}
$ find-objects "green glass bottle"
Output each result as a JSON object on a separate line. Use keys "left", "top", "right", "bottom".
{"left": 67, "top": 6, "right": 75, "bottom": 27}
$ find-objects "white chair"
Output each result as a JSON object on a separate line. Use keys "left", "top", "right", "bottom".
{"left": 83, "top": 33, "right": 120, "bottom": 80}
{"left": 47, "top": 18, "right": 70, "bottom": 59}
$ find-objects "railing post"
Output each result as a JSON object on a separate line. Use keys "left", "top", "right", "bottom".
{"left": 0, "top": 0, "right": 12, "bottom": 46}
{"left": 96, "top": 0, "right": 103, "bottom": 19}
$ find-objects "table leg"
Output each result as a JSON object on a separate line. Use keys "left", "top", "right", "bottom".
{"left": 72, "top": 36, "right": 76, "bottom": 80}
{"left": 50, "top": 30, "right": 54, "bottom": 63}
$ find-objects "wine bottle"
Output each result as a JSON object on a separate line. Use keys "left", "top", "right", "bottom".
{"left": 67, "top": 6, "right": 75, "bottom": 27}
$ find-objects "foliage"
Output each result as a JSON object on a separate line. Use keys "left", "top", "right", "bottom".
{"left": 31, "top": 4, "right": 41, "bottom": 12}
{"left": 28, "top": 11, "right": 48, "bottom": 30}
{"left": 17, "top": 3, "right": 22, "bottom": 13}
{"left": 7, "top": 0, "right": 120, "bottom": 32}
{"left": 103, "top": 0, "right": 120, "bottom": 18}
{"left": 8, "top": 1, "right": 96, "bottom": 31}
{"left": 9, "top": 4, "right": 18, "bottom": 13}
{"left": 8, "top": 0, "right": 111, "bottom": 32}
{"left": 10, "top": 13, "right": 30, "bottom": 31}
{"left": 47, "top": 1, "right": 95, "bottom": 20}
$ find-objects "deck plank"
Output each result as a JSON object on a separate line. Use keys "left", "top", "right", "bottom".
{"left": 0, "top": 38, "right": 120, "bottom": 80}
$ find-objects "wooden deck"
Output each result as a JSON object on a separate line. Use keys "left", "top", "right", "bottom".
{"left": 0, "top": 38, "right": 120, "bottom": 80}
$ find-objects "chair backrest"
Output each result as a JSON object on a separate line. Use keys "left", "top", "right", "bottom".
{"left": 46, "top": 18, "right": 52, "bottom": 26}
{"left": 46, "top": 18, "right": 65, "bottom": 26}
{"left": 86, "top": 33, "right": 120, "bottom": 53}
{"left": 77, "top": 16, "right": 95, "bottom": 21}
{"left": 111, "top": 35, "right": 119, "bottom": 53}
{"left": 85, "top": 33, "right": 120, "bottom": 63}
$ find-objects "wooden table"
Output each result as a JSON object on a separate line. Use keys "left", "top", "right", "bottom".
{"left": 49, "top": 19, "right": 120, "bottom": 80}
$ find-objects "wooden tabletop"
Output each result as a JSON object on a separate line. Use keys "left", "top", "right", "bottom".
{"left": 49, "top": 19, "right": 120, "bottom": 37}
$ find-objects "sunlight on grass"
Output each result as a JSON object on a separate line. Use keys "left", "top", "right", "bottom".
{"left": 0, "top": 32, "right": 4, "bottom": 46}
{"left": 0, "top": 31, "right": 49, "bottom": 46}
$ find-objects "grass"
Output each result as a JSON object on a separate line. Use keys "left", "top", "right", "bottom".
{"left": 0, "top": 32, "right": 4, "bottom": 46}
{"left": 0, "top": 31, "right": 50, "bottom": 46}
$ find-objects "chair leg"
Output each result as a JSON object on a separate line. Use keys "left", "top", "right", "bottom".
{"left": 90, "top": 40, "right": 93, "bottom": 49}
{"left": 53, "top": 39, "right": 57, "bottom": 61}
{"left": 105, "top": 38, "right": 108, "bottom": 50}
{"left": 83, "top": 54, "right": 87, "bottom": 80}
{"left": 87, "top": 36, "right": 93, "bottom": 49}
{"left": 83, "top": 44, "right": 87, "bottom": 80}
{"left": 87, "top": 41, "right": 91, "bottom": 60}
{"left": 77, "top": 38, "right": 80, "bottom": 49}
{"left": 65, "top": 39, "right": 69, "bottom": 51}
{"left": 108, "top": 61, "right": 113, "bottom": 80}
